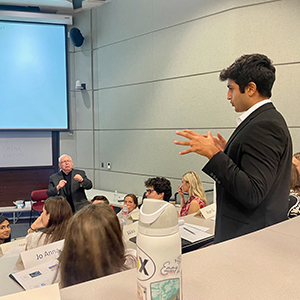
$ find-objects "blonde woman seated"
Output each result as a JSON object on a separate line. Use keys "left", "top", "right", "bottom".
{"left": 117, "top": 194, "right": 139, "bottom": 225}
{"left": 178, "top": 171, "right": 208, "bottom": 216}
{"left": 26, "top": 196, "right": 73, "bottom": 250}
{"left": 59, "top": 203, "right": 136, "bottom": 288}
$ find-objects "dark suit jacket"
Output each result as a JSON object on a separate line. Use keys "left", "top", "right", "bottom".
{"left": 203, "top": 103, "right": 292, "bottom": 243}
{"left": 46, "top": 168, "right": 93, "bottom": 212}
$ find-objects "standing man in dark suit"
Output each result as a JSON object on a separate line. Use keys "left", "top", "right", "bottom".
{"left": 175, "top": 54, "right": 292, "bottom": 243}
{"left": 47, "top": 154, "right": 93, "bottom": 212}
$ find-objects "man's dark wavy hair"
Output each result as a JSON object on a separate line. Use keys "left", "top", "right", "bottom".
{"left": 219, "top": 53, "right": 276, "bottom": 98}
{"left": 144, "top": 177, "right": 172, "bottom": 201}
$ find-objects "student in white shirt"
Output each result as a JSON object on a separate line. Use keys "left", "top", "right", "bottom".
{"left": 26, "top": 196, "right": 72, "bottom": 250}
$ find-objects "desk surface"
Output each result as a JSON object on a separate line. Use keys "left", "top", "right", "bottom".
{"left": 60, "top": 217, "right": 300, "bottom": 300}
{"left": 0, "top": 207, "right": 31, "bottom": 213}
{"left": 0, "top": 256, "right": 22, "bottom": 296}
{"left": 0, "top": 213, "right": 213, "bottom": 297}
{"left": 3, "top": 214, "right": 300, "bottom": 299}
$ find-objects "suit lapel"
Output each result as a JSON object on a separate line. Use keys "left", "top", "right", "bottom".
{"left": 70, "top": 169, "right": 74, "bottom": 194}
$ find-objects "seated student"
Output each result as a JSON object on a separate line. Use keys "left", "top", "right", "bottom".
{"left": 178, "top": 171, "right": 208, "bottom": 216}
{"left": 292, "top": 152, "right": 300, "bottom": 174}
{"left": 288, "top": 163, "right": 300, "bottom": 218}
{"left": 91, "top": 195, "right": 109, "bottom": 205}
{"left": 26, "top": 196, "right": 73, "bottom": 250}
{"left": 91, "top": 195, "right": 114, "bottom": 210}
{"left": 144, "top": 177, "right": 172, "bottom": 201}
{"left": 0, "top": 216, "right": 11, "bottom": 245}
{"left": 59, "top": 203, "right": 136, "bottom": 288}
{"left": 117, "top": 194, "right": 139, "bottom": 225}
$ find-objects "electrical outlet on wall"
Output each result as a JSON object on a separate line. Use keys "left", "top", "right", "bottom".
{"left": 107, "top": 162, "right": 111, "bottom": 170}
{"left": 101, "top": 162, "right": 104, "bottom": 168}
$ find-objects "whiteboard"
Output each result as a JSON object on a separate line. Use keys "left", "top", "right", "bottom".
{"left": 0, "top": 132, "right": 52, "bottom": 168}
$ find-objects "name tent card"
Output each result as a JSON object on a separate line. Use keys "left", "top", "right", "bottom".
{"left": 0, "top": 238, "right": 26, "bottom": 258}
{"left": 195, "top": 203, "right": 216, "bottom": 219}
{"left": 123, "top": 222, "right": 138, "bottom": 241}
{"left": 1, "top": 282, "right": 60, "bottom": 299}
{"left": 20, "top": 239, "right": 64, "bottom": 270}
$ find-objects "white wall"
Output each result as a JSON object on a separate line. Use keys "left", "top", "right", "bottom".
{"left": 61, "top": 0, "right": 300, "bottom": 201}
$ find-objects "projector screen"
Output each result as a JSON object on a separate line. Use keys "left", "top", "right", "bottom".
{"left": 0, "top": 20, "right": 68, "bottom": 130}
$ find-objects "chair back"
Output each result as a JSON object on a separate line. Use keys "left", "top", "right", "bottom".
{"left": 174, "top": 192, "right": 189, "bottom": 205}
{"left": 31, "top": 189, "right": 48, "bottom": 202}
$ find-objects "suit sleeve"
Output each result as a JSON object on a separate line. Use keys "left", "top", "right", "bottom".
{"left": 79, "top": 170, "right": 93, "bottom": 190}
{"left": 203, "top": 119, "right": 288, "bottom": 210}
{"left": 46, "top": 175, "right": 59, "bottom": 197}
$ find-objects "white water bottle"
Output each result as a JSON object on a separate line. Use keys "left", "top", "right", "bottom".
{"left": 136, "top": 199, "right": 182, "bottom": 299}
{"left": 121, "top": 204, "right": 128, "bottom": 226}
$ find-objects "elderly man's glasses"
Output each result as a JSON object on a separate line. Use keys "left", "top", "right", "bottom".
{"left": 60, "top": 160, "right": 72, "bottom": 164}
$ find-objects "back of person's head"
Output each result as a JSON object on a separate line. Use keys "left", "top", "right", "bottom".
{"left": 59, "top": 203, "right": 125, "bottom": 288}
{"left": 42, "top": 196, "right": 73, "bottom": 244}
{"left": 144, "top": 177, "right": 172, "bottom": 201}
{"left": 182, "top": 171, "right": 208, "bottom": 206}
{"left": 290, "top": 163, "right": 300, "bottom": 194}
{"left": 91, "top": 195, "right": 109, "bottom": 205}
{"left": 219, "top": 53, "right": 275, "bottom": 98}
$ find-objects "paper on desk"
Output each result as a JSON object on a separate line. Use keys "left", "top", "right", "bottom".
{"left": 179, "top": 223, "right": 213, "bottom": 243}
{"left": 10, "top": 258, "right": 59, "bottom": 291}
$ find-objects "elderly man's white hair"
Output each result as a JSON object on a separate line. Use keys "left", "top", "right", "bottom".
{"left": 58, "top": 154, "right": 72, "bottom": 163}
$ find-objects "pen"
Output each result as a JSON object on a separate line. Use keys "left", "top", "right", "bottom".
{"left": 184, "top": 227, "right": 195, "bottom": 235}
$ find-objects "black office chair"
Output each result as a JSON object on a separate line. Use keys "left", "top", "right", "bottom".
{"left": 174, "top": 189, "right": 214, "bottom": 205}
{"left": 204, "top": 189, "right": 214, "bottom": 205}
{"left": 174, "top": 192, "right": 189, "bottom": 205}
{"left": 138, "top": 192, "right": 147, "bottom": 209}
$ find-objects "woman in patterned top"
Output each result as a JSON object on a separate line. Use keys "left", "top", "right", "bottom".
{"left": 288, "top": 163, "right": 300, "bottom": 219}
{"left": 178, "top": 171, "right": 208, "bottom": 216}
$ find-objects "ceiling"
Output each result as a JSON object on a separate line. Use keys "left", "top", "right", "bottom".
{"left": 0, "top": 0, "right": 108, "bottom": 13}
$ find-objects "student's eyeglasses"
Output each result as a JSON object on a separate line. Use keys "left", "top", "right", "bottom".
{"left": 146, "top": 189, "right": 155, "bottom": 194}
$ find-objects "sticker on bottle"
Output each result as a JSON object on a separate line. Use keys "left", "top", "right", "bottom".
{"left": 150, "top": 278, "right": 180, "bottom": 300}
{"left": 137, "top": 246, "right": 156, "bottom": 281}
{"left": 137, "top": 282, "right": 147, "bottom": 300}
{"left": 159, "top": 255, "right": 181, "bottom": 277}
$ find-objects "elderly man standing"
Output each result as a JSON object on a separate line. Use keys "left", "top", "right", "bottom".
{"left": 47, "top": 154, "right": 93, "bottom": 212}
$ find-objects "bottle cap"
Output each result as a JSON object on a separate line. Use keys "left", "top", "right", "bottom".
{"left": 138, "top": 199, "right": 178, "bottom": 236}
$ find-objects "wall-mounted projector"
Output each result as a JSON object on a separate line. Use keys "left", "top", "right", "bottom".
{"left": 74, "top": 0, "right": 111, "bottom": 11}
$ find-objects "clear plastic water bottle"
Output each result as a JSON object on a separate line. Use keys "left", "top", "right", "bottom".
{"left": 114, "top": 190, "right": 118, "bottom": 201}
{"left": 121, "top": 204, "right": 128, "bottom": 226}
